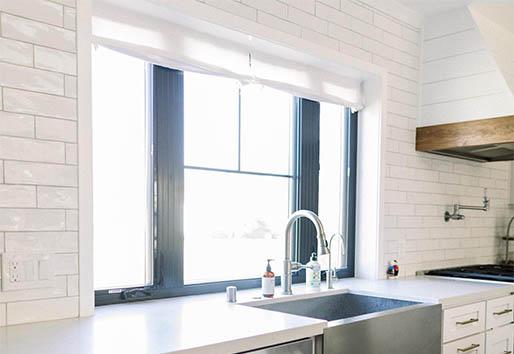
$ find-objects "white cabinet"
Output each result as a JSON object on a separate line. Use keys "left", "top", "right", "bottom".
{"left": 486, "top": 296, "right": 514, "bottom": 330}
{"left": 443, "top": 295, "right": 514, "bottom": 354}
{"left": 444, "top": 301, "right": 486, "bottom": 343}
{"left": 443, "top": 332, "right": 485, "bottom": 354}
{"left": 486, "top": 324, "right": 514, "bottom": 354}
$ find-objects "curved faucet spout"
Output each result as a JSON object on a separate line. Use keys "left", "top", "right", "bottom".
{"left": 283, "top": 210, "right": 329, "bottom": 295}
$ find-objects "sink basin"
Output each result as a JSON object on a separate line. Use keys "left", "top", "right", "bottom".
{"left": 245, "top": 291, "right": 441, "bottom": 354}
{"left": 249, "top": 292, "right": 418, "bottom": 321}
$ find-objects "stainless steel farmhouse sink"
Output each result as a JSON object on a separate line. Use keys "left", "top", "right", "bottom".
{"left": 245, "top": 292, "right": 441, "bottom": 354}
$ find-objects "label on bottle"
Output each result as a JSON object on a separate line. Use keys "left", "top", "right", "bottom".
{"left": 262, "top": 276, "right": 275, "bottom": 297}
{"left": 306, "top": 264, "right": 321, "bottom": 288}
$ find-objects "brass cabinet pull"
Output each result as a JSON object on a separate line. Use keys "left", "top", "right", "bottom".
{"left": 457, "top": 343, "right": 480, "bottom": 352}
{"left": 493, "top": 309, "right": 513, "bottom": 316}
{"left": 504, "top": 351, "right": 512, "bottom": 354}
{"left": 456, "top": 318, "right": 479, "bottom": 325}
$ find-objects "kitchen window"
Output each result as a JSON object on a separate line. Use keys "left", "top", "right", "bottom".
{"left": 93, "top": 47, "right": 357, "bottom": 305}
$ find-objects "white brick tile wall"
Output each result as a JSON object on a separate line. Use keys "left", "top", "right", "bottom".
{"left": 3, "top": 88, "right": 77, "bottom": 120}
{"left": 242, "top": 0, "right": 288, "bottom": 19}
{"left": 5, "top": 231, "right": 77, "bottom": 253}
{"left": 204, "top": 0, "right": 257, "bottom": 21}
{"left": 0, "top": 136, "right": 65, "bottom": 163}
{"left": 0, "top": 276, "right": 67, "bottom": 303}
{"left": 65, "top": 143, "right": 77, "bottom": 165}
{"left": 34, "top": 46, "right": 77, "bottom": 75}
{"left": 54, "top": 253, "right": 78, "bottom": 275}
{"left": 0, "top": 0, "right": 63, "bottom": 26}
{"left": 63, "top": 6, "right": 76, "bottom": 30}
{"left": 0, "top": 111, "right": 34, "bottom": 138}
{"left": 37, "top": 186, "right": 78, "bottom": 208}
{"left": 0, "top": 185, "right": 36, "bottom": 207}
{"left": 1, "top": 13, "right": 75, "bottom": 53}
{"left": 0, "top": 209, "right": 65, "bottom": 231}
{"left": 257, "top": 11, "right": 301, "bottom": 37}
{"left": 49, "top": 0, "right": 75, "bottom": 7}
{"left": 6, "top": 296, "right": 78, "bottom": 325}
{"left": 64, "top": 75, "right": 77, "bottom": 98}
{"left": 67, "top": 274, "right": 78, "bottom": 296}
{"left": 0, "top": 304, "right": 5, "bottom": 326}
{"left": 36, "top": 116, "right": 77, "bottom": 142}
{"left": 65, "top": 209, "right": 78, "bottom": 231}
{"left": 4, "top": 161, "right": 77, "bottom": 186}
{"left": 0, "top": 37, "right": 33, "bottom": 66}
{"left": 0, "top": 61, "right": 64, "bottom": 96}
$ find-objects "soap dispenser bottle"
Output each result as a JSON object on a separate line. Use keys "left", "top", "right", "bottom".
{"left": 306, "top": 252, "right": 321, "bottom": 289}
{"left": 262, "top": 259, "right": 275, "bottom": 298}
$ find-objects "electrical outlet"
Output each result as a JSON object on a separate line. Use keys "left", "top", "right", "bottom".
{"left": 1, "top": 253, "right": 55, "bottom": 291}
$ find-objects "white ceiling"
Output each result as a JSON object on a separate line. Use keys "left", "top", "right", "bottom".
{"left": 397, "top": 0, "right": 514, "bottom": 34}
{"left": 395, "top": 0, "right": 473, "bottom": 16}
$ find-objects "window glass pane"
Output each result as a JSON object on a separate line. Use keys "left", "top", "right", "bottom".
{"left": 184, "top": 71, "right": 240, "bottom": 169}
{"left": 240, "top": 84, "right": 293, "bottom": 175}
{"left": 318, "top": 102, "right": 347, "bottom": 269}
{"left": 92, "top": 46, "right": 152, "bottom": 290}
{"left": 183, "top": 169, "right": 290, "bottom": 284}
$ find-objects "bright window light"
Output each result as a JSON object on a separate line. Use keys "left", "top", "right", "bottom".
{"left": 92, "top": 46, "right": 152, "bottom": 290}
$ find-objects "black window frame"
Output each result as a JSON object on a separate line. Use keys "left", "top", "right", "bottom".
{"left": 95, "top": 65, "right": 358, "bottom": 306}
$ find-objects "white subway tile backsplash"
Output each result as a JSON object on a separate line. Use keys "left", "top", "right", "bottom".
{"left": 7, "top": 296, "right": 78, "bottom": 325}
{"left": 0, "top": 208, "right": 65, "bottom": 231}
{"left": 4, "top": 160, "right": 77, "bottom": 186}
{"left": 204, "top": 0, "right": 257, "bottom": 21}
{"left": 302, "top": 28, "right": 339, "bottom": 50}
{"left": 328, "top": 23, "right": 362, "bottom": 47}
{"left": 65, "top": 209, "right": 78, "bottom": 231}
{"left": 36, "top": 117, "right": 77, "bottom": 143}
{"left": 63, "top": 7, "right": 76, "bottom": 30}
{"left": 0, "top": 0, "right": 81, "bottom": 326}
{"left": 48, "top": 0, "right": 75, "bottom": 7}
{"left": 0, "top": 304, "right": 5, "bottom": 327}
{"left": 0, "top": 0, "right": 63, "bottom": 26}
{"left": 242, "top": 0, "right": 288, "bottom": 19}
{"left": 0, "top": 37, "right": 33, "bottom": 67}
{"left": 0, "top": 61, "right": 64, "bottom": 96}
{"left": 257, "top": 12, "right": 302, "bottom": 37}
{"left": 65, "top": 143, "right": 77, "bottom": 165}
{"left": 37, "top": 186, "right": 78, "bottom": 208}
{"left": 5, "top": 231, "right": 77, "bottom": 253}
{"left": 35, "top": 46, "right": 77, "bottom": 75}
{"left": 0, "top": 136, "right": 65, "bottom": 163}
{"left": 0, "top": 276, "right": 67, "bottom": 303}
{"left": 67, "top": 275, "right": 78, "bottom": 296}
{"left": 289, "top": 7, "right": 328, "bottom": 34}
{"left": 285, "top": 0, "right": 316, "bottom": 14}
{"left": 0, "top": 111, "right": 34, "bottom": 138}
{"left": 1, "top": 13, "right": 76, "bottom": 53}
{"left": 0, "top": 185, "right": 36, "bottom": 207}
{"left": 54, "top": 253, "right": 78, "bottom": 275}
{"left": 64, "top": 75, "right": 77, "bottom": 98}
{"left": 3, "top": 88, "right": 77, "bottom": 120}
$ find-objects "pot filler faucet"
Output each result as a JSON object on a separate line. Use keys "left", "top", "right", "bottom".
{"left": 502, "top": 216, "right": 514, "bottom": 265}
{"left": 283, "top": 210, "right": 330, "bottom": 295}
{"left": 444, "top": 188, "right": 490, "bottom": 222}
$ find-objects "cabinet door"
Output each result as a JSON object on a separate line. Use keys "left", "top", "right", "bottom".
{"left": 443, "top": 332, "right": 485, "bottom": 354}
{"left": 444, "top": 302, "right": 486, "bottom": 343}
{"left": 486, "top": 324, "right": 514, "bottom": 354}
{"left": 486, "top": 296, "right": 514, "bottom": 330}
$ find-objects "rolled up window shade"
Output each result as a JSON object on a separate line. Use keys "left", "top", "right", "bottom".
{"left": 92, "top": 2, "right": 363, "bottom": 110}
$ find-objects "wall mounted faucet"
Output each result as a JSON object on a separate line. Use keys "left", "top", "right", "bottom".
{"left": 444, "top": 188, "right": 490, "bottom": 222}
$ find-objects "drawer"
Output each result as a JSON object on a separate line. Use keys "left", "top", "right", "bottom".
{"left": 444, "top": 302, "right": 486, "bottom": 343}
{"left": 487, "top": 295, "right": 514, "bottom": 330}
{"left": 486, "top": 324, "right": 514, "bottom": 354}
{"left": 443, "top": 332, "right": 485, "bottom": 354}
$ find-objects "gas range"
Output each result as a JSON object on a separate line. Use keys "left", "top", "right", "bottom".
{"left": 425, "top": 264, "right": 514, "bottom": 282}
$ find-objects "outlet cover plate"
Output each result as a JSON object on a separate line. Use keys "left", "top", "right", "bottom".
{"left": 1, "top": 253, "right": 55, "bottom": 291}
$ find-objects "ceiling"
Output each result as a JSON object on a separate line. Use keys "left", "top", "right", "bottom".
{"left": 396, "top": 0, "right": 473, "bottom": 16}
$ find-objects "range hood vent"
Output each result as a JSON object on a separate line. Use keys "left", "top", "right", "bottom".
{"left": 416, "top": 115, "right": 514, "bottom": 162}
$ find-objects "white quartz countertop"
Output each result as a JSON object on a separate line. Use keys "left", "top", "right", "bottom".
{"left": 1, "top": 276, "right": 513, "bottom": 354}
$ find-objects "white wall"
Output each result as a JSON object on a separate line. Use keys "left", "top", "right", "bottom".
{"left": 0, "top": 0, "right": 510, "bottom": 326}
{"left": 419, "top": 7, "right": 514, "bottom": 127}
{"left": 0, "top": 0, "right": 91, "bottom": 326}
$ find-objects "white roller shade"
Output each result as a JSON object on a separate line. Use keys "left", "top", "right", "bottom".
{"left": 92, "top": 2, "right": 363, "bottom": 109}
